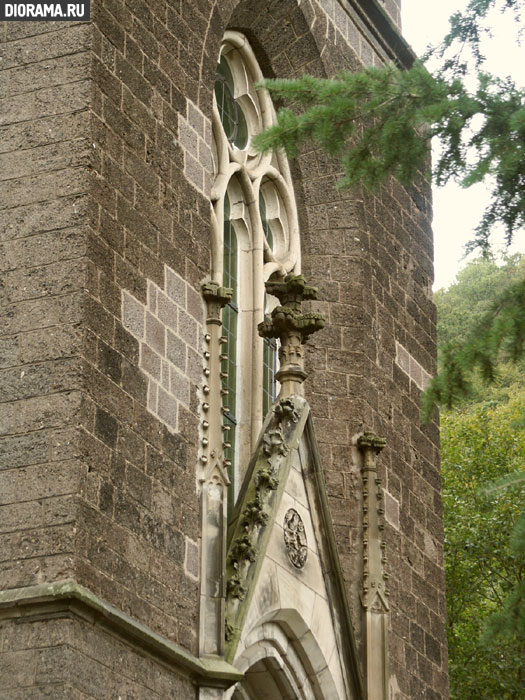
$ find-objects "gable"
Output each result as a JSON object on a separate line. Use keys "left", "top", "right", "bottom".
{"left": 224, "top": 398, "right": 364, "bottom": 699}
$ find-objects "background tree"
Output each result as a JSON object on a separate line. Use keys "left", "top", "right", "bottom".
{"left": 424, "top": 254, "right": 525, "bottom": 416}
{"left": 435, "top": 254, "right": 525, "bottom": 348}
{"left": 436, "top": 256, "right": 524, "bottom": 699}
{"left": 441, "top": 393, "right": 524, "bottom": 699}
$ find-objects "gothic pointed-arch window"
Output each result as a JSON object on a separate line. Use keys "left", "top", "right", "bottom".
{"left": 211, "top": 30, "right": 301, "bottom": 501}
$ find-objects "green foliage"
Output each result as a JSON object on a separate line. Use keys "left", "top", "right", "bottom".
{"left": 255, "top": 65, "right": 438, "bottom": 189}
{"left": 434, "top": 254, "right": 525, "bottom": 347}
{"left": 481, "top": 471, "right": 525, "bottom": 645}
{"left": 442, "top": 392, "right": 525, "bottom": 699}
{"left": 437, "top": 256, "right": 525, "bottom": 698}
{"left": 422, "top": 269, "right": 525, "bottom": 420}
{"left": 436, "top": 0, "right": 523, "bottom": 72}
{"left": 255, "top": 1, "right": 525, "bottom": 414}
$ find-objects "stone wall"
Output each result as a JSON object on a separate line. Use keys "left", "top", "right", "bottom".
{"left": 0, "top": 1, "right": 448, "bottom": 698}
{"left": 79, "top": 0, "right": 211, "bottom": 652}
{"left": 0, "top": 615, "right": 194, "bottom": 698}
{"left": 0, "top": 19, "right": 90, "bottom": 591}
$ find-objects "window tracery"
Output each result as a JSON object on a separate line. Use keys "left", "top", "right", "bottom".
{"left": 210, "top": 30, "right": 301, "bottom": 500}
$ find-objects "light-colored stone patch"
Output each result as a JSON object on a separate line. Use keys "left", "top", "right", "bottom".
{"left": 121, "top": 264, "right": 204, "bottom": 433}
{"left": 184, "top": 537, "right": 200, "bottom": 580}
{"left": 178, "top": 99, "right": 212, "bottom": 197}
{"left": 389, "top": 674, "right": 401, "bottom": 700}
{"left": 384, "top": 490, "right": 400, "bottom": 530}
{"left": 423, "top": 531, "right": 437, "bottom": 559}
{"left": 395, "top": 341, "right": 431, "bottom": 390}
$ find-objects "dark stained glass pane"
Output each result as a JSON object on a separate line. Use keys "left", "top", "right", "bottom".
{"left": 259, "top": 191, "right": 273, "bottom": 251}
{"left": 222, "top": 192, "right": 238, "bottom": 511}
{"left": 214, "top": 56, "right": 248, "bottom": 150}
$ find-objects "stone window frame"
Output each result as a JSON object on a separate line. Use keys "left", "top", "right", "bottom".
{"left": 210, "top": 30, "right": 301, "bottom": 498}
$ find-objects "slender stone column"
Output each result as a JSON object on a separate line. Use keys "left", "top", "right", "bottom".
{"left": 357, "top": 432, "right": 389, "bottom": 700}
{"left": 199, "top": 281, "right": 233, "bottom": 660}
{"left": 258, "top": 274, "right": 325, "bottom": 398}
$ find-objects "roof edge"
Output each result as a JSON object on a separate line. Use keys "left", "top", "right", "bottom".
{"left": 345, "top": 0, "right": 417, "bottom": 68}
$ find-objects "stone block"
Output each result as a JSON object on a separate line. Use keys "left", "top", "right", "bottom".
{"left": 169, "top": 365, "right": 190, "bottom": 406}
{"left": 0, "top": 460, "right": 82, "bottom": 505}
{"left": 166, "top": 330, "right": 185, "bottom": 372}
{"left": 122, "top": 291, "right": 145, "bottom": 339}
{"left": 165, "top": 267, "right": 185, "bottom": 305}
{"left": 185, "top": 283, "right": 203, "bottom": 323}
{"left": 145, "top": 311, "right": 165, "bottom": 356}
{"left": 94, "top": 407, "right": 118, "bottom": 448}
{"left": 177, "top": 308, "right": 197, "bottom": 349}
{"left": 0, "top": 650, "right": 37, "bottom": 689}
{"left": 157, "top": 291, "right": 178, "bottom": 332}
{"left": 98, "top": 340, "right": 122, "bottom": 384}
{"left": 148, "top": 381, "right": 158, "bottom": 413}
{"left": 0, "top": 431, "right": 49, "bottom": 469}
{"left": 121, "top": 359, "right": 148, "bottom": 403}
{"left": 140, "top": 343, "right": 161, "bottom": 381}
{"left": 157, "top": 387, "right": 177, "bottom": 431}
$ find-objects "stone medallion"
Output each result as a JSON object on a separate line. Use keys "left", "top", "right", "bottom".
{"left": 283, "top": 508, "right": 308, "bottom": 569}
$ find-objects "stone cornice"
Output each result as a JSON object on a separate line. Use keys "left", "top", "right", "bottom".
{"left": 0, "top": 581, "right": 243, "bottom": 689}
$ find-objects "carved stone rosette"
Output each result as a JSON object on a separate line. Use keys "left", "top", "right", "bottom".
{"left": 283, "top": 508, "right": 308, "bottom": 569}
{"left": 357, "top": 431, "right": 389, "bottom": 700}
{"left": 258, "top": 274, "right": 325, "bottom": 398}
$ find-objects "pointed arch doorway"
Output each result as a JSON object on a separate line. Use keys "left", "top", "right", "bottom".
{"left": 229, "top": 615, "right": 343, "bottom": 700}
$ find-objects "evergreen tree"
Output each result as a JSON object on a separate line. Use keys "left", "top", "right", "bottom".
{"left": 255, "top": 0, "right": 525, "bottom": 415}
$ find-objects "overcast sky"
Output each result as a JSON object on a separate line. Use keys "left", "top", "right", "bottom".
{"left": 401, "top": 0, "right": 524, "bottom": 290}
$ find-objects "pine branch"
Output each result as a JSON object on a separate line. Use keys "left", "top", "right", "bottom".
{"left": 256, "top": 64, "right": 525, "bottom": 254}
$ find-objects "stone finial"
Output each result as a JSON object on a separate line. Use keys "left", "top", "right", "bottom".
{"left": 258, "top": 274, "right": 325, "bottom": 397}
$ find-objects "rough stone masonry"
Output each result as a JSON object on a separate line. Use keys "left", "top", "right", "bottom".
{"left": 0, "top": 1, "right": 448, "bottom": 698}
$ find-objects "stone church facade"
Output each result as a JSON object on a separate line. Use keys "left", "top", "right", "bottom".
{"left": 0, "top": 1, "right": 448, "bottom": 698}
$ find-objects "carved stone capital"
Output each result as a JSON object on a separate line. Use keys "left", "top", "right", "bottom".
{"left": 202, "top": 281, "right": 233, "bottom": 323}
{"left": 357, "top": 431, "right": 387, "bottom": 454}
{"left": 258, "top": 274, "right": 325, "bottom": 397}
{"left": 264, "top": 274, "right": 318, "bottom": 311}
{"left": 357, "top": 432, "right": 386, "bottom": 476}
